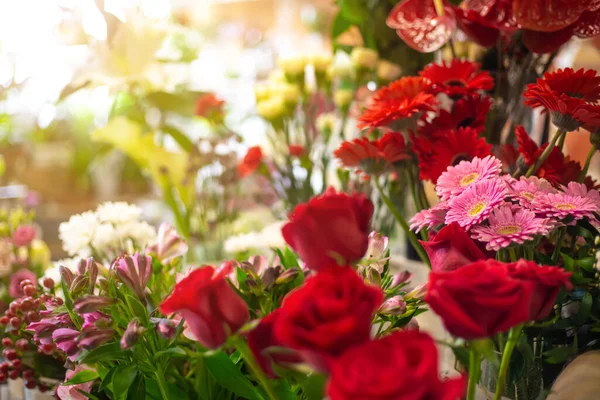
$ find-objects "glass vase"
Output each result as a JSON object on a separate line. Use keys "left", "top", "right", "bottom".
{"left": 480, "top": 353, "right": 544, "bottom": 400}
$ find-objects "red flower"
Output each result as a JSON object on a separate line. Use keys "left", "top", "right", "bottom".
{"left": 247, "top": 309, "right": 301, "bottom": 378}
{"left": 334, "top": 133, "right": 410, "bottom": 174}
{"left": 515, "top": 125, "right": 538, "bottom": 165}
{"left": 386, "top": 0, "right": 457, "bottom": 53}
{"left": 505, "top": 260, "right": 572, "bottom": 321}
{"left": 412, "top": 127, "right": 492, "bottom": 183}
{"left": 195, "top": 93, "right": 225, "bottom": 119}
{"left": 513, "top": 0, "right": 588, "bottom": 32}
{"left": 160, "top": 265, "right": 249, "bottom": 349}
{"left": 420, "top": 223, "right": 488, "bottom": 273}
{"left": 274, "top": 266, "right": 383, "bottom": 371}
{"left": 521, "top": 27, "right": 575, "bottom": 54}
{"left": 288, "top": 145, "right": 305, "bottom": 157}
{"left": 326, "top": 330, "right": 466, "bottom": 400}
{"left": 420, "top": 60, "right": 494, "bottom": 98}
{"left": 282, "top": 188, "right": 374, "bottom": 269}
{"left": 454, "top": 7, "right": 500, "bottom": 47}
{"left": 461, "top": 0, "right": 517, "bottom": 31}
{"left": 524, "top": 68, "right": 600, "bottom": 131}
{"left": 419, "top": 95, "right": 491, "bottom": 138}
{"left": 358, "top": 77, "right": 437, "bottom": 130}
{"left": 237, "top": 146, "right": 263, "bottom": 178}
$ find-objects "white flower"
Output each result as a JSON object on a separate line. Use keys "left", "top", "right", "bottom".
{"left": 327, "top": 51, "right": 355, "bottom": 80}
{"left": 316, "top": 112, "right": 337, "bottom": 133}
{"left": 261, "top": 221, "right": 286, "bottom": 249}
{"left": 58, "top": 212, "right": 98, "bottom": 257}
{"left": 96, "top": 202, "right": 142, "bottom": 225}
{"left": 91, "top": 223, "right": 119, "bottom": 252}
{"left": 224, "top": 232, "right": 261, "bottom": 254}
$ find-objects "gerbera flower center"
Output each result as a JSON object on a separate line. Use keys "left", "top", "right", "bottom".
{"left": 468, "top": 201, "right": 487, "bottom": 217}
{"left": 555, "top": 202, "right": 576, "bottom": 211}
{"left": 458, "top": 117, "right": 475, "bottom": 129}
{"left": 521, "top": 191, "right": 535, "bottom": 201}
{"left": 445, "top": 79, "right": 466, "bottom": 87}
{"left": 497, "top": 225, "right": 522, "bottom": 235}
{"left": 451, "top": 154, "right": 471, "bottom": 166}
{"left": 460, "top": 172, "right": 480, "bottom": 187}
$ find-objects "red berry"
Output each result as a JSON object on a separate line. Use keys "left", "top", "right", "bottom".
{"left": 22, "top": 369, "right": 34, "bottom": 380}
{"left": 38, "top": 383, "right": 49, "bottom": 392}
{"left": 11, "top": 359, "right": 21, "bottom": 368}
{"left": 33, "top": 298, "right": 42, "bottom": 307}
{"left": 42, "top": 278, "right": 54, "bottom": 289}
{"left": 4, "top": 311, "right": 15, "bottom": 319}
{"left": 16, "top": 339, "right": 28, "bottom": 351}
{"left": 3, "top": 349, "right": 17, "bottom": 360}
{"left": 2, "top": 338, "right": 12, "bottom": 347}
{"left": 25, "top": 311, "right": 40, "bottom": 323}
{"left": 0, "top": 316, "right": 9, "bottom": 325}
{"left": 0, "top": 373, "right": 6, "bottom": 382}
{"left": 19, "top": 280, "right": 33, "bottom": 289}
{"left": 9, "top": 317, "right": 21, "bottom": 328}
{"left": 54, "top": 297, "right": 64, "bottom": 306}
{"left": 25, "top": 380, "right": 36, "bottom": 389}
{"left": 9, "top": 302, "right": 20, "bottom": 313}
{"left": 8, "top": 369, "right": 19, "bottom": 380}
{"left": 40, "top": 294, "right": 51, "bottom": 302}
{"left": 23, "top": 285, "right": 36, "bottom": 296}
{"left": 20, "top": 299, "right": 33, "bottom": 312}
{"left": 0, "top": 362, "right": 9, "bottom": 373}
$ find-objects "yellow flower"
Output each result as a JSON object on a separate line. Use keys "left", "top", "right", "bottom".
{"left": 377, "top": 60, "right": 403, "bottom": 82}
{"left": 29, "top": 239, "right": 51, "bottom": 269}
{"left": 254, "top": 83, "right": 271, "bottom": 102}
{"left": 257, "top": 96, "right": 287, "bottom": 121}
{"left": 350, "top": 47, "right": 379, "bottom": 70}
{"left": 327, "top": 51, "right": 355, "bottom": 80}
{"left": 334, "top": 89, "right": 354, "bottom": 110}
{"left": 278, "top": 56, "right": 308, "bottom": 77}
{"left": 311, "top": 54, "right": 332, "bottom": 73}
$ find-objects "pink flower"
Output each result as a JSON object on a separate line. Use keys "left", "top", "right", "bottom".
{"left": 12, "top": 225, "right": 36, "bottom": 247}
{"left": 9, "top": 269, "right": 36, "bottom": 298}
{"left": 52, "top": 328, "right": 80, "bottom": 361}
{"left": 532, "top": 189, "right": 599, "bottom": 220}
{"left": 147, "top": 223, "right": 188, "bottom": 263}
{"left": 113, "top": 253, "right": 152, "bottom": 300}
{"left": 436, "top": 155, "right": 503, "bottom": 201}
{"left": 409, "top": 203, "right": 448, "bottom": 232}
{"left": 507, "top": 176, "right": 556, "bottom": 208}
{"left": 562, "top": 182, "right": 600, "bottom": 206}
{"left": 471, "top": 206, "right": 552, "bottom": 251}
{"left": 57, "top": 366, "right": 95, "bottom": 400}
{"left": 445, "top": 179, "right": 507, "bottom": 229}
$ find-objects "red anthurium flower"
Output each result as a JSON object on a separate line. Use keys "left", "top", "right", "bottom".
{"left": 237, "top": 146, "right": 263, "bottom": 178}
{"left": 386, "top": 0, "right": 456, "bottom": 53}
{"left": 160, "top": 264, "right": 249, "bottom": 349}
{"left": 326, "top": 331, "right": 466, "bottom": 400}
{"left": 358, "top": 77, "right": 437, "bottom": 130}
{"left": 574, "top": 8, "right": 600, "bottom": 38}
{"left": 420, "top": 223, "right": 488, "bottom": 273}
{"left": 274, "top": 266, "right": 383, "bottom": 372}
{"left": 513, "top": 0, "right": 588, "bottom": 32}
{"left": 454, "top": 7, "right": 500, "bottom": 47}
{"left": 419, "top": 95, "right": 492, "bottom": 137}
{"left": 420, "top": 60, "right": 494, "bottom": 98}
{"left": 412, "top": 127, "right": 492, "bottom": 183}
{"left": 334, "top": 133, "right": 410, "bottom": 174}
{"left": 282, "top": 188, "right": 374, "bottom": 270}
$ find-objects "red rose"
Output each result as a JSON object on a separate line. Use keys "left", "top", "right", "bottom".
{"left": 247, "top": 309, "right": 301, "bottom": 378}
{"left": 420, "top": 223, "right": 487, "bottom": 273}
{"left": 327, "top": 330, "right": 465, "bottom": 400}
{"left": 282, "top": 188, "right": 374, "bottom": 269}
{"left": 506, "top": 260, "right": 572, "bottom": 321}
{"left": 274, "top": 266, "right": 382, "bottom": 371}
{"left": 160, "top": 265, "right": 249, "bottom": 349}
{"left": 238, "top": 146, "right": 263, "bottom": 178}
{"left": 426, "top": 259, "right": 532, "bottom": 339}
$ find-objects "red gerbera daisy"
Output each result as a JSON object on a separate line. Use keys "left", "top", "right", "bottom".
{"left": 420, "top": 60, "right": 494, "bottom": 99}
{"left": 411, "top": 127, "right": 492, "bottom": 183}
{"left": 358, "top": 77, "right": 437, "bottom": 130}
{"left": 335, "top": 133, "right": 410, "bottom": 174}
{"left": 419, "top": 95, "right": 492, "bottom": 138}
{"left": 238, "top": 146, "right": 263, "bottom": 178}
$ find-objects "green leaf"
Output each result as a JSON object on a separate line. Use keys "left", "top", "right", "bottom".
{"left": 99, "top": 366, "right": 118, "bottom": 391}
{"left": 63, "top": 370, "right": 100, "bottom": 386}
{"left": 154, "top": 347, "right": 187, "bottom": 360}
{"left": 332, "top": 12, "right": 352, "bottom": 40}
{"left": 125, "top": 294, "right": 149, "bottom": 325}
{"left": 299, "top": 374, "right": 326, "bottom": 400}
{"left": 144, "top": 91, "right": 201, "bottom": 117}
{"left": 203, "top": 351, "right": 263, "bottom": 400}
{"left": 126, "top": 374, "right": 146, "bottom": 400}
{"left": 80, "top": 342, "right": 129, "bottom": 364}
{"left": 339, "top": 0, "right": 365, "bottom": 24}
{"left": 112, "top": 365, "right": 138, "bottom": 396}
{"left": 161, "top": 125, "right": 194, "bottom": 153}
{"left": 270, "top": 380, "right": 296, "bottom": 400}
{"left": 61, "top": 277, "right": 82, "bottom": 329}
{"left": 575, "top": 292, "right": 593, "bottom": 325}
{"left": 543, "top": 347, "right": 575, "bottom": 364}
{"left": 75, "top": 390, "right": 100, "bottom": 400}
{"left": 471, "top": 338, "right": 499, "bottom": 366}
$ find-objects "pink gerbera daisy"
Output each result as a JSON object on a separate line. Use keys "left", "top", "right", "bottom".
{"left": 409, "top": 203, "right": 448, "bottom": 233}
{"left": 532, "top": 190, "right": 600, "bottom": 221}
{"left": 561, "top": 182, "right": 600, "bottom": 206}
{"left": 507, "top": 176, "right": 557, "bottom": 208}
{"left": 471, "top": 206, "right": 552, "bottom": 251}
{"left": 436, "top": 155, "right": 503, "bottom": 201}
{"left": 445, "top": 179, "right": 507, "bottom": 229}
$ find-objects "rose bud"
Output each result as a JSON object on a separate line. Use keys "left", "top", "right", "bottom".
{"left": 59, "top": 265, "right": 74, "bottom": 287}
{"left": 275, "top": 268, "right": 299, "bottom": 285}
{"left": 160, "top": 264, "right": 249, "bottom": 349}
{"left": 42, "top": 277, "right": 54, "bottom": 289}
{"left": 120, "top": 319, "right": 146, "bottom": 350}
{"left": 113, "top": 253, "right": 152, "bottom": 300}
{"left": 73, "top": 296, "right": 115, "bottom": 314}
{"left": 379, "top": 296, "right": 407, "bottom": 316}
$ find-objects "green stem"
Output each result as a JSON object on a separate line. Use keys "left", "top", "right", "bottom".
{"left": 552, "top": 227, "right": 566, "bottom": 264}
{"left": 155, "top": 370, "right": 171, "bottom": 400}
{"left": 526, "top": 129, "right": 565, "bottom": 177}
{"left": 467, "top": 348, "right": 481, "bottom": 400}
{"left": 508, "top": 247, "right": 517, "bottom": 262}
{"left": 373, "top": 178, "right": 431, "bottom": 268}
{"left": 579, "top": 147, "right": 596, "bottom": 182}
{"left": 494, "top": 325, "right": 523, "bottom": 400}
{"left": 161, "top": 185, "right": 190, "bottom": 239}
{"left": 231, "top": 336, "right": 278, "bottom": 400}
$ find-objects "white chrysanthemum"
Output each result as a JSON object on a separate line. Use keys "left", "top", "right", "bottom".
{"left": 58, "top": 211, "right": 98, "bottom": 257}
{"left": 91, "top": 223, "right": 119, "bottom": 251}
{"left": 96, "top": 202, "right": 143, "bottom": 225}
{"left": 224, "top": 232, "right": 261, "bottom": 254}
{"left": 44, "top": 258, "right": 79, "bottom": 285}
{"left": 261, "top": 221, "right": 286, "bottom": 249}
{"left": 115, "top": 221, "right": 157, "bottom": 248}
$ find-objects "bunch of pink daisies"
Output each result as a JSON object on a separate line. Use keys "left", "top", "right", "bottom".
{"left": 410, "top": 156, "right": 600, "bottom": 251}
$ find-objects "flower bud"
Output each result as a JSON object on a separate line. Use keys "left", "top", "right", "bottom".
{"left": 278, "top": 56, "right": 307, "bottom": 80}
{"left": 379, "top": 296, "right": 407, "bottom": 315}
{"left": 113, "top": 253, "right": 152, "bottom": 300}
{"left": 74, "top": 296, "right": 115, "bottom": 314}
{"left": 257, "top": 96, "right": 287, "bottom": 122}
{"left": 350, "top": 47, "right": 379, "bottom": 70}
{"left": 245, "top": 276, "right": 262, "bottom": 296}
{"left": 69, "top": 275, "right": 88, "bottom": 294}
{"left": 405, "top": 283, "right": 427, "bottom": 300}
{"left": 391, "top": 271, "right": 413, "bottom": 288}
{"left": 153, "top": 318, "right": 177, "bottom": 340}
{"left": 42, "top": 277, "right": 54, "bottom": 289}
{"left": 77, "top": 259, "right": 87, "bottom": 276}
{"left": 275, "top": 268, "right": 299, "bottom": 285}
{"left": 260, "top": 267, "right": 282, "bottom": 290}
{"left": 87, "top": 259, "right": 99, "bottom": 293}
{"left": 147, "top": 223, "right": 188, "bottom": 264}
{"left": 60, "top": 266, "right": 74, "bottom": 288}
{"left": 377, "top": 60, "right": 402, "bottom": 82}
{"left": 77, "top": 329, "right": 114, "bottom": 350}
{"left": 365, "top": 268, "right": 381, "bottom": 286}
{"left": 120, "top": 319, "right": 146, "bottom": 350}
{"left": 333, "top": 89, "right": 354, "bottom": 111}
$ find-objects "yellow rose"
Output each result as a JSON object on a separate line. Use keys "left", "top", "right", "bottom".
{"left": 377, "top": 60, "right": 403, "bottom": 82}
{"left": 351, "top": 47, "right": 379, "bottom": 70}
